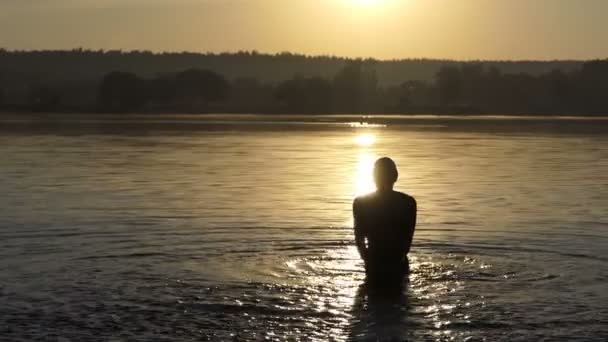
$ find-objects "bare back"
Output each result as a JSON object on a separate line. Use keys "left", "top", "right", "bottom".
{"left": 353, "top": 190, "right": 417, "bottom": 276}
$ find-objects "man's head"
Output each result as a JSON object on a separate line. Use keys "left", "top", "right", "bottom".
{"left": 374, "top": 157, "right": 398, "bottom": 191}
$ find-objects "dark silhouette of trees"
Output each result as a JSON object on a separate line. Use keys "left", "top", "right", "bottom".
{"left": 230, "top": 77, "right": 276, "bottom": 113}
{"left": 413, "top": 60, "right": 607, "bottom": 114}
{"left": 173, "top": 69, "right": 230, "bottom": 111}
{"left": 174, "top": 69, "right": 230, "bottom": 102}
{"left": 0, "top": 49, "right": 583, "bottom": 90}
{"left": 97, "top": 68, "right": 230, "bottom": 113}
{"left": 404, "top": 81, "right": 435, "bottom": 108}
{"left": 98, "top": 71, "right": 145, "bottom": 112}
{"left": 332, "top": 61, "right": 379, "bottom": 113}
{"left": 275, "top": 76, "right": 332, "bottom": 113}
{"left": 541, "top": 69, "right": 574, "bottom": 112}
{"left": 0, "top": 49, "right": 606, "bottom": 115}
{"left": 383, "top": 80, "right": 434, "bottom": 112}
{"left": 27, "top": 86, "right": 61, "bottom": 112}
{"left": 144, "top": 77, "right": 176, "bottom": 108}
{"left": 436, "top": 65, "right": 462, "bottom": 106}
{"left": 459, "top": 63, "right": 486, "bottom": 106}
{"left": 576, "top": 60, "right": 608, "bottom": 114}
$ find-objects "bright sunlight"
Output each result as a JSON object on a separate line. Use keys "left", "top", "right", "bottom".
{"left": 355, "top": 133, "right": 376, "bottom": 147}
{"left": 355, "top": 153, "right": 376, "bottom": 196}
{"left": 354, "top": 133, "right": 377, "bottom": 196}
{"left": 353, "top": 0, "right": 382, "bottom": 6}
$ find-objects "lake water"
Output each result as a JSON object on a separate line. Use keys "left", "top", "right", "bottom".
{"left": 0, "top": 114, "right": 607, "bottom": 341}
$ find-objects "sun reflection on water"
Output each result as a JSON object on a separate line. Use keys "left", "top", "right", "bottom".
{"left": 355, "top": 133, "right": 376, "bottom": 147}
{"left": 355, "top": 154, "right": 376, "bottom": 196}
{"left": 353, "top": 132, "right": 378, "bottom": 198}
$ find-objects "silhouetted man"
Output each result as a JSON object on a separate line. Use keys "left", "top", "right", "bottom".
{"left": 353, "top": 157, "right": 417, "bottom": 284}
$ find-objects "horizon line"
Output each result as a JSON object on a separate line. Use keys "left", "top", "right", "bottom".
{"left": 1, "top": 47, "right": 605, "bottom": 64}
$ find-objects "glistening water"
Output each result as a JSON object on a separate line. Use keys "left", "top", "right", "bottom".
{"left": 0, "top": 115, "right": 607, "bottom": 341}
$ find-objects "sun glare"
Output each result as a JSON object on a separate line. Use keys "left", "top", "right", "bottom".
{"left": 355, "top": 134, "right": 376, "bottom": 147}
{"left": 354, "top": 0, "right": 380, "bottom": 6}
{"left": 355, "top": 154, "right": 376, "bottom": 196}
{"left": 353, "top": 133, "right": 377, "bottom": 196}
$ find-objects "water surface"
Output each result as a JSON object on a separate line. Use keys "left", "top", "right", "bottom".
{"left": 1, "top": 114, "right": 607, "bottom": 341}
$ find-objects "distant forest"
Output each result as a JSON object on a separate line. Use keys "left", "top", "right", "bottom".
{"left": 0, "top": 49, "right": 606, "bottom": 115}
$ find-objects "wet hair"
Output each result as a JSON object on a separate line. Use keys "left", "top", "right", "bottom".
{"left": 374, "top": 157, "right": 398, "bottom": 185}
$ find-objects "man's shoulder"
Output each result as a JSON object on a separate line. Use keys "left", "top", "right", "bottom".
{"left": 395, "top": 191, "right": 417, "bottom": 206}
{"left": 354, "top": 191, "right": 416, "bottom": 206}
{"left": 353, "top": 193, "right": 374, "bottom": 206}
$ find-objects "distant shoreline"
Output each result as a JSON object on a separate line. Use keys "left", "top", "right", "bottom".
{"left": 2, "top": 111, "right": 607, "bottom": 120}
{"left": 2, "top": 51, "right": 607, "bottom": 117}
{"left": 1, "top": 104, "right": 607, "bottom": 118}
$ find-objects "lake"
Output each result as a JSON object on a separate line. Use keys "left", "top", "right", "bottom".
{"left": 0, "top": 114, "right": 607, "bottom": 341}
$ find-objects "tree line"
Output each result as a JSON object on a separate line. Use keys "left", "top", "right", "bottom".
{"left": 0, "top": 53, "right": 607, "bottom": 115}
{"left": 97, "top": 59, "right": 608, "bottom": 115}
{"left": 0, "top": 49, "right": 581, "bottom": 86}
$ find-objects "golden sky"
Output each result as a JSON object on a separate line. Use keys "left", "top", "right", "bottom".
{"left": 1, "top": 0, "right": 607, "bottom": 60}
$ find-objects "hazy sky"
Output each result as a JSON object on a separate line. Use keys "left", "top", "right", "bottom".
{"left": 1, "top": 0, "right": 607, "bottom": 60}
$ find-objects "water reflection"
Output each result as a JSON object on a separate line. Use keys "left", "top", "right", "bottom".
{"left": 353, "top": 132, "right": 377, "bottom": 197}
{"left": 355, "top": 133, "right": 376, "bottom": 147}
{"left": 2, "top": 117, "right": 608, "bottom": 341}
{"left": 355, "top": 153, "right": 376, "bottom": 196}
{"left": 349, "top": 281, "right": 411, "bottom": 341}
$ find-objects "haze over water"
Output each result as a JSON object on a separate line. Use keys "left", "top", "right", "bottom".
{"left": 0, "top": 115, "right": 607, "bottom": 341}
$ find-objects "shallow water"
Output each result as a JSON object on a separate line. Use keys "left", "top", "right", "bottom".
{"left": 0, "top": 114, "right": 607, "bottom": 341}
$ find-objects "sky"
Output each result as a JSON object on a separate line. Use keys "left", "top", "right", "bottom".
{"left": 1, "top": 0, "right": 607, "bottom": 60}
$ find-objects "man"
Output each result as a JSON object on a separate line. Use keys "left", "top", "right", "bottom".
{"left": 353, "top": 157, "right": 417, "bottom": 284}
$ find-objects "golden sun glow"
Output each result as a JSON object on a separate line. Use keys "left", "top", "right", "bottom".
{"left": 354, "top": 0, "right": 381, "bottom": 6}
{"left": 355, "top": 134, "right": 376, "bottom": 147}
{"left": 355, "top": 153, "right": 376, "bottom": 196}
{"left": 353, "top": 133, "right": 377, "bottom": 196}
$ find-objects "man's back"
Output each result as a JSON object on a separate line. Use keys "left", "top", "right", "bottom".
{"left": 353, "top": 190, "right": 417, "bottom": 279}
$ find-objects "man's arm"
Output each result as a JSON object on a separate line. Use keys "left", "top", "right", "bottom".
{"left": 353, "top": 199, "right": 368, "bottom": 264}
{"left": 404, "top": 198, "right": 417, "bottom": 255}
